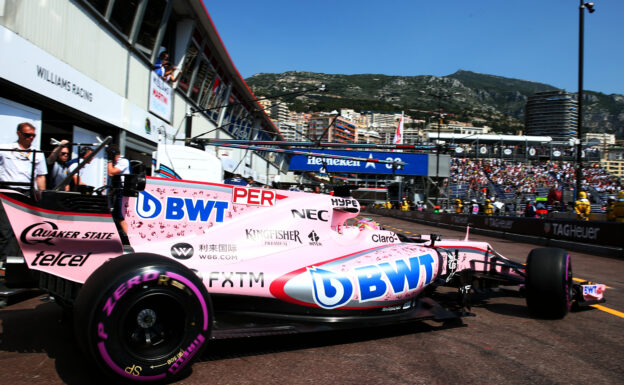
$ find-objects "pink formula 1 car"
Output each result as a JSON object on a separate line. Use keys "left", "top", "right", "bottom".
{"left": 0, "top": 176, "right": 605, "bottom": 383}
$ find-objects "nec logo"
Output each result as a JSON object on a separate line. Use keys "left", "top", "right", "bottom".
{"left": 291, "top": 209, "right": 329, "bottom": 221}
{"left": 171, "top": 242, "right": 194, "bottom": 259}
{"left": 232, "top": 187, "right": 276, "bottom": 206}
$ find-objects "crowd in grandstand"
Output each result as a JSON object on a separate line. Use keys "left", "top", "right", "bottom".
{"left": 450, "top": 158, "right": 622, "bottom": 201}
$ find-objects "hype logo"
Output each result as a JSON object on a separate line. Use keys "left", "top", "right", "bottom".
{"left": 136, "top": 191, "right": 162, "bottom": 219}
{"left": 309, "top": 267, "right": 354, "bottom": 309}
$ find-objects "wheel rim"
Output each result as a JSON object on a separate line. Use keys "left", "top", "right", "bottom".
{"left": 120, "top": 291, "right": 186, "bottom": 361}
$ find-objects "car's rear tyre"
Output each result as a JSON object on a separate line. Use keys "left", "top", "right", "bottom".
{"left": 74, "top": 253, "right": 211, "bottom": 383}
{"left": 525, "top": 248, "right": 572, "bottom": 319}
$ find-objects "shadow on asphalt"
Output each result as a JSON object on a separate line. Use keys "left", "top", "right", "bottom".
{"left": 0, "top": 300, "right": 110, "bottom": 385}
{"left": 0, "top": 299, "right": 467, "bottom": 384}
{"left": 198, "top": 319, "right": 465, "bottom": 363}
{"left": 2, "top": 286, "right": 575, "bottom": 383}
{"left": 432, "top": 287, "right": 534, "bottom": 319}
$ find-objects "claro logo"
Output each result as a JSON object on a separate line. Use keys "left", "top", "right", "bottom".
{"left": 171, "top": 243, "right": 194, "bottom": 259}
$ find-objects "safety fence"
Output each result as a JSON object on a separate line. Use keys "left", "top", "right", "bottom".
{"left": 367, "top": 208, "right": 623, "bottom": 248}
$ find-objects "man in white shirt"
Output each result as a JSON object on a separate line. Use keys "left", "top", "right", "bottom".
{"left": 0, "top": 122, "right": 47, "bottom": 191}
{"left": 0, "top": 122, "right": 48, "bottom": 262}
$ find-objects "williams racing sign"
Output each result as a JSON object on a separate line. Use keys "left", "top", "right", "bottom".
{"left": 288, "top": 150, "right": 429, "bottom": 176}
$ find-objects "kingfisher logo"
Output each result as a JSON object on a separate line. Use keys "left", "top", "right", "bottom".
{"left": 171, "top": 243, "right": 194, "bottom": 259}
{"left": 308, "top": 254, "right": 435, "bottom": 309}
{"left": 136, "top": 191, "right": 229, "bottom": 222}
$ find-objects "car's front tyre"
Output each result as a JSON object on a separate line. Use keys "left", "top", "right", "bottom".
{"left": 525, "top": 247, "right": 572, "bottom": 319}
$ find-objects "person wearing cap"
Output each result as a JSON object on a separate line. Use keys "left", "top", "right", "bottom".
{"left": 46, "top": 139, "right": 71, "bottom": 191}
{"left": 107, "top": 145, "right": 131, "bottom": 234}
{"left": 68, "top": 146, "right": 94, "bottom": 190}
{"left": 605, "top": 196, "right": 616, "bottom": 221}
{"left": 574, "top": 191, "right": 591, "bottom": 221}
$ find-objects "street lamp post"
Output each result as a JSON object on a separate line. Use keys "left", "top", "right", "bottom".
{"left": 435, "top": 102, "right": 442, "bottom": 209}
{"left": 576, "top": 1, "right": 595, "bottom": 196}
{"left": 422, "top": 91, "right": 459, "bottom": 209}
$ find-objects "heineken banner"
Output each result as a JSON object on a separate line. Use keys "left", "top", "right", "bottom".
{"left": 288, "top": 150, "right": 432, "bottom": 176}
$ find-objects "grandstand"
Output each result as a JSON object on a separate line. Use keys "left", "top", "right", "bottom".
{"left": 448, "top": 158, "right": 619, "bottom": 214}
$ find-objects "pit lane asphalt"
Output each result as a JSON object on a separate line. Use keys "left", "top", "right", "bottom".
{"left": 0, "top": 213, "right": 622, "bottom": 385}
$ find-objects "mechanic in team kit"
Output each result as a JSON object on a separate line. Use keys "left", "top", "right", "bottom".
{"left": 107, "top": 145, "right": 131, "bottom": 234}
{"left": 483, "top": 198, "right": 494, "bottom": 216}
{"left": 574, "top": 191, "right": 591, "bottom": 221}
{"left": 454, "top": 198, "right": 463, "bottom": 214}
{"left": 605, "top": 196, "right": 616, "bottom": 221}
{"left": 0, "top": 122, "right": 48, "bottom": 264}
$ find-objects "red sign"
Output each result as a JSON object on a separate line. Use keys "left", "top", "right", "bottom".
{"left": 232, "top": 187, "right": 276, "bottom": 207}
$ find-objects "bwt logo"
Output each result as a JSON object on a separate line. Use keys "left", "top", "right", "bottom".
{"left": 308, "top": 254, "right": 435, "bottom": 309}
{"left": 171, "top": 242, "right": 194, "bottom": 259}
{"left": 136, "top": 191, "right": 229, "bottom": 222}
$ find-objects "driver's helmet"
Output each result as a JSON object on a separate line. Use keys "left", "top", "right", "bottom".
{"left": 579, "top": 191, "right": 587, "bottom": 199}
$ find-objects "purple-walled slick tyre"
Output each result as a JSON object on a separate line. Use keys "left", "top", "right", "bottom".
{"left": 74, "top": 253, "right": 211, "bottom": 383}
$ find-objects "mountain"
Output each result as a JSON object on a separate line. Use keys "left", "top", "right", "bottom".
{"left": 245, "top": 70, "right": 624, "bottom": 138}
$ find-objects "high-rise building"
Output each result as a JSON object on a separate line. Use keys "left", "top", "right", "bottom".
{"left": 276, "top": 121, "right": 306, "bottom": 141}
{"left": 525, "top": 91, "right": 578, "bottom": 139}
{"left": 257, "top": 99, "right": 272, "bottom": 117}
{"left": 308, "top": 114, "right": 357, "bottom": 143}
{"left": 270, "top": 101, "right": 289, "bottom": 123}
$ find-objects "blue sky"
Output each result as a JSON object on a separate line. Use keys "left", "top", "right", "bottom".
{"left": 205, "top": 1, "right": 623, "bottom": 95}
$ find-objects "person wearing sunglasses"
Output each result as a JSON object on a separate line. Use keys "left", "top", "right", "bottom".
{"left": 0, "top": 122, "right": 47, "bottom": 192}
{"left": 46, "top": 139, "right": 71, "bottom": 191}
{"left": 0, "top": 122, "right": 48, "bottom": 265}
